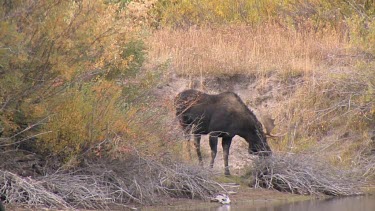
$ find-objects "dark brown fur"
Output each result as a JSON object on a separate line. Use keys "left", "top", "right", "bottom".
{"left": 175, "top": 89, "right": 271, "bottom": 175}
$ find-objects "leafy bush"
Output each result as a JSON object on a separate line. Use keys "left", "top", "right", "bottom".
{"left": 347, "top": 14, "right": 375, "bottom": 54}
{"left": 153, "top": 0, "right": 375, "bottom": 29}
{"left": 0, "top": 0, "right": 155, "bottom": 162}
{"left": 37, "top": 82, "right": 127, "bottom": 160}
{"left": 106, "top": 39, "right": 147, "bottom": 80}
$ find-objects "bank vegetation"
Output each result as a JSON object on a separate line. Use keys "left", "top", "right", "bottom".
{"left": 0, "top": 0, "right": 374, "bottom": 209}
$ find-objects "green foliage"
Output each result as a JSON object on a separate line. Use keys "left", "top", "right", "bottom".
{"left": 1, "top": 0, "right": 374, "bottom": 166}
{"left": 106, "top": 0, "right": 133, "bottom": 4}
{"left": 0, "top": 0, "right": 155, "bottom": 162}
{"left": 152, "top": 0, "right": 280, "bottom": 27}
{"left": 153, "top": 0, "right": 375, "bottom": 53}
{"left": 106, "top": 39, "right": 147, "bottom": 80}
{"left": 347, "top": 15, "right": 375, "bottom": 53}
{"left": 153, "top": 0, "right": 375, "bottom": 29}
{"left": 38, "top": 81, "right": 127, "bottom": 160}
{"left": 122, "top": 39, "right": 147, "bottom": 75}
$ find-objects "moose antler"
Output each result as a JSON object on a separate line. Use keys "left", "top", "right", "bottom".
{"left": 260, "top": 114, "right": 286, "bottom": 138}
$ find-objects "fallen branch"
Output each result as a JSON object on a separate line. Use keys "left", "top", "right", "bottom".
{"left": 0, "top": 171, "right": 70, "bottom": 209}
{"left": 252, "top": 153, "right": 364, "bottom": 196}
{"left": 0, "top": 153, "right": 224, "bottom": 209}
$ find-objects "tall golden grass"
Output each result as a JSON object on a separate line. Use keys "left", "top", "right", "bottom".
{"left": 147, "top": 24, "right": 351, "bottom": 78}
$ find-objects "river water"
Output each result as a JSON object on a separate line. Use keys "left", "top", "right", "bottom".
{"left": 198, "top": 195, "right": 375, "bottom": 211}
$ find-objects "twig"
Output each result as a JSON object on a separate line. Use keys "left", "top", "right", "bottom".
{"left": 0, "top": 152, "right": 224, "bottom": 209}
{"left": 252, "top": 153, "right": 364, "bottom": 196}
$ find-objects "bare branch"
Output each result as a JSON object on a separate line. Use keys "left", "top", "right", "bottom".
{"left": 252, "top": 153, "right": 365, "bottom": 196}
{"left": 0, "top": 152, "right": 224, "bottom": 209}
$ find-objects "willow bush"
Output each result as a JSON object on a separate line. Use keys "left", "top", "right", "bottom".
{"left": 0, "top": 0, "right": 154, "bottom": 162}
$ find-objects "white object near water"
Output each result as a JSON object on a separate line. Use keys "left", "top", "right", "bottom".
{"left": 211, "top": 193, "right": 231, "bottom": 204}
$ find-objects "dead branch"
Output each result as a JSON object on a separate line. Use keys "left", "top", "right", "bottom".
{"left": 252, "top": 153, "right": 365, "bottom": 196}
{"left": 0, "top": 171, "right": 70, "bottom": 209}
{"left": 0, "top": 152, "right": 224, "bottom": 209}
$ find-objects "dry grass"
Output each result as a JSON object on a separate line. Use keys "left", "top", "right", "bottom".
{"left": 270, "top": 64, "right": 374, "bottom": 158}
{"left": 147, "top": 24, "right": 349, "bottom": 77}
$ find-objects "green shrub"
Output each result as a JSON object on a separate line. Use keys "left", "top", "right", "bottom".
{"left": 0, "top": 0, "right": 155, "bottom": 163}
{"left": 347, "top": 15, "right": 375, "bottom": 54}
{"left": 37, "top": 82, "right": 126, "bottom": 160}
{"left": 106, "top": 39, "right": 147, "bottom": 80}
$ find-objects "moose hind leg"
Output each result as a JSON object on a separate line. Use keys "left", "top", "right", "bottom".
{"left": 222, "top": 136, "right": 233, "bottom": 176}
{"left": 193, "top": 135, "right": 203, "bottom": 166}
{"left": 209, "top": 135, "right": 218, "bottom": 168}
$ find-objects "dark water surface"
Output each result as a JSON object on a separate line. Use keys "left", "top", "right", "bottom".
{"left": 196, "top": 195, "right": 375, "bottom": 211}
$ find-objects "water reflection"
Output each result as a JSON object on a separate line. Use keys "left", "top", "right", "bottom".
{"left": 202, "top": 195, "right": 375, "bottom": 211}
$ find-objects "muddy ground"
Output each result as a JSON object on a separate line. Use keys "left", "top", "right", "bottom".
{"left": 3, "top": 188, "right": 310, "bottom": 211}
{"left": 142, "top": 186, "right": 311, "bottom": 211}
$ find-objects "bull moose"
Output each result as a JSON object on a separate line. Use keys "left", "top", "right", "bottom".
{"left": 175, "top": 89, "right": 271, "bottom": 175}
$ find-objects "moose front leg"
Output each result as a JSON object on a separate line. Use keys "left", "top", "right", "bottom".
{"left": 222, "top": 136, "right": 233, "bottom": 176}
{"left": 209, "top": 135, "right": 218, "bottom": 168}
{"left": 193, "top": 135, "right": 203, "bottom": 166}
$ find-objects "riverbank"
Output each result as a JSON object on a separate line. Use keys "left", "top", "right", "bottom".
{"left": 142, "top": 175, "right": 312, "bottom": 211}
{"left": 5, "top": 185, "right": 375, "bottom": 211}
{"left": 143, "top": 185, "right": 375, "bottom": 211}
{"left": 143, "top": 188, "right": 309, "bottom": 211}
